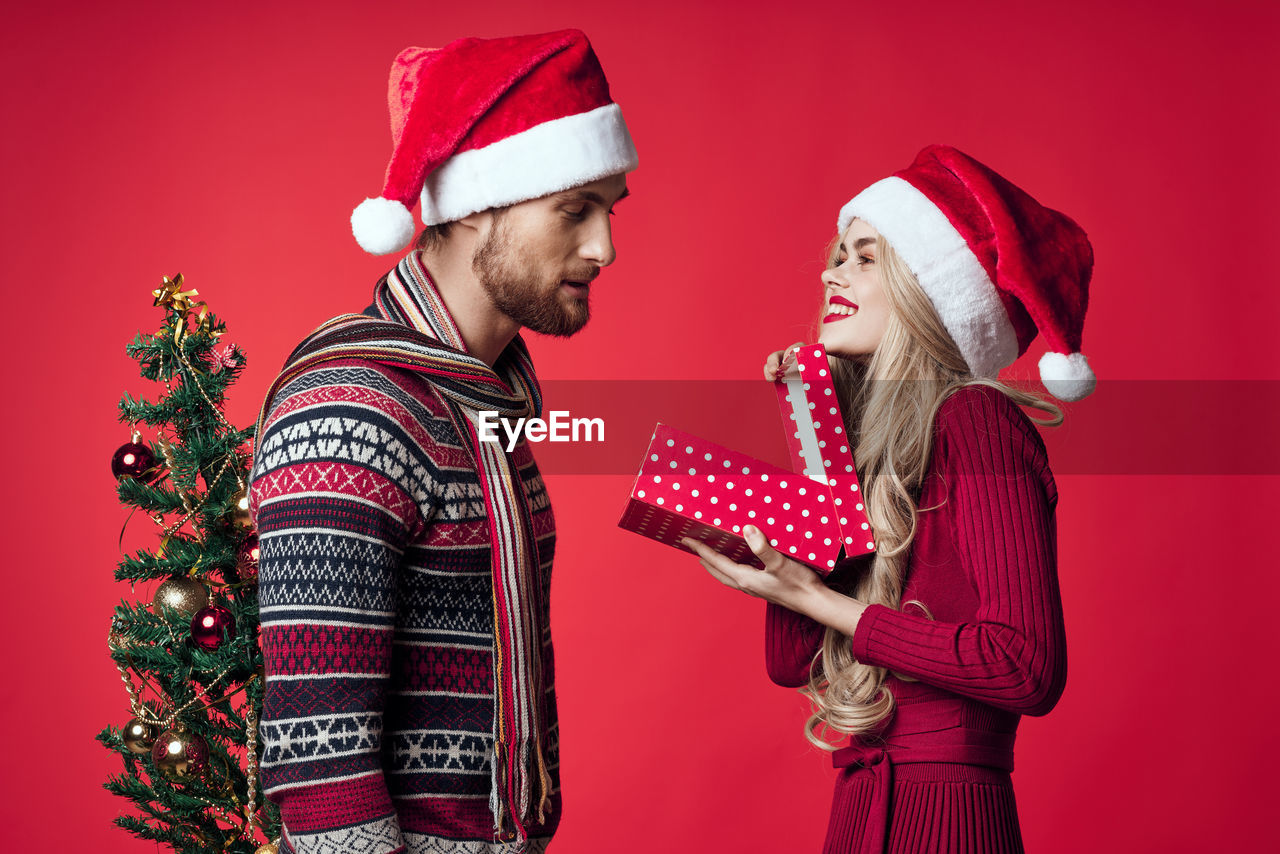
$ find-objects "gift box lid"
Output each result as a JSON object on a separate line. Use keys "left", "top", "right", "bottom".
{"left": 777, "top": 344, "right": 875, "bottom": 555}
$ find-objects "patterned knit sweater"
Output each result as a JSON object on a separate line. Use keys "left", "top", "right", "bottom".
{"left": 249, "top": 262, "right": 559, "bottom": 854}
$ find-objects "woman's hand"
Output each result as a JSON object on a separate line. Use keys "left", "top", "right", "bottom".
{"left": 682, "top": 525, "right": 868, "bottom": 635}
{"left": 763, "top": 342, "right": 804, "bottom": 381}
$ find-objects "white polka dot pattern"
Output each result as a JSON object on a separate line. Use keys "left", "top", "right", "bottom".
{"left": 620, "top": 424, "right": 845, "bottom": 572}
{"left": 620, "top": 346, "right": 875, "bottom": 576}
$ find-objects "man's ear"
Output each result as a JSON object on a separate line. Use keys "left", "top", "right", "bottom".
{"left": 455, "top": 209, "right": 493, "bottom": 235}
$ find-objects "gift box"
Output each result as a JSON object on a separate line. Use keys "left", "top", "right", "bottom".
{"left": 619, "top": 344, "right": 875, "bottom": 574}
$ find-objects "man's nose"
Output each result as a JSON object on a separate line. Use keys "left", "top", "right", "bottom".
{"left": 579, "top": 215, "right": 617, "bottom": 267}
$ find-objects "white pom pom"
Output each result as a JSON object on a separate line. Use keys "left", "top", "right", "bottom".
{"left": 350, "top": 197, "right": 415, "bottom": 255}
{"left": 1039, "top": 351, "right": 1096, "bottom": 401}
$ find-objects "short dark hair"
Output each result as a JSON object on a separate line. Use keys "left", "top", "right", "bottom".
{"left": 414, "top": 205, "right": 511, "bottom": 252}
{"left": 414, "top": 223, "right": 453, "bottom": 251}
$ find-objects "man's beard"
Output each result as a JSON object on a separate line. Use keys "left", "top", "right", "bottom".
{"left": 472, "top": 217, "right": 591, "bottom": 337}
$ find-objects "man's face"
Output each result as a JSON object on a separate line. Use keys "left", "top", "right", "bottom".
{"left": 472, "top": 173, "right": 629, "bottom": 337}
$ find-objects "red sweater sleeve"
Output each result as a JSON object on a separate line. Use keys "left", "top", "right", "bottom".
{"left": 765, "top": 602, "right": 825, "bottom": 687}
{"left": 850, "top": 387, "right": 1067, "bottom": 716}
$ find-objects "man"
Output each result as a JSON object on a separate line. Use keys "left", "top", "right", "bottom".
{"left": 248, "top": 30, "right": 636, "bottom": 854}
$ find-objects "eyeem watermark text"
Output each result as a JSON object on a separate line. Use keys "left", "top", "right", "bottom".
{"left": 478, "top": 410, "right": 605, "bottom": 452}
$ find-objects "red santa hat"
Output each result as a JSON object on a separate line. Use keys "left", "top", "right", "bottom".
{"left": 838, "top": 145, "right": 1096, "bottom": 401}
{"left": 351, "top": 29, "right": 638, "bottom": 255}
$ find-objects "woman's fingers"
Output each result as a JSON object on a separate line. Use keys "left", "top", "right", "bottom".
{"left": 683, "top": 537, "right": 734, "bottom": 574}
{"left": 763, "top": 342, "right": 804, "bottom": 381}
{"left": 700, "top": 558, "right": 741, "bottom": 591}
{"left": 683, "top": 537, "right": 749, "bottom": 592}
{"left": 764, "top": 350, "right": 784, "bottom": 381}
{"left": 684, "top": 532, "right": 832, "bottom": 615}
{"left": 742, "top": 524, "right": 781, "bottom": 570}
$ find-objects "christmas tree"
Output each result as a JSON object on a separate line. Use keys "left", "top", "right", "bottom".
{"left": 98, "top": 275, "right": 280, "bottom": 854}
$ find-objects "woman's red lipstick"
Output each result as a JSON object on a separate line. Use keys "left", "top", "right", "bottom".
{"left": 823, "top": 295, "right": 858, "bottom": 324}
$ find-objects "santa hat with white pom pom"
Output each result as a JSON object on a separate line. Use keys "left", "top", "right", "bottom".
{"left": 351, "top": 29, "right": 638, "bottom": 256}
{"left": 838, "top": 145, "right": 1096, "bottom": 401}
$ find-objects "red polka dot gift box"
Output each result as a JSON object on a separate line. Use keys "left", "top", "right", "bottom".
{"left": 619, "top": 344, "right": 875, "bottom": 574}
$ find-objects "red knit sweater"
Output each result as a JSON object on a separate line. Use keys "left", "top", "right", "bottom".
{"left": 766, "top": 385, "right": 1066, "bottom": 854}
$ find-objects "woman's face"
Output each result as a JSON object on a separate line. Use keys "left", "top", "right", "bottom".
{"left": 817, "top": 219, "right": 892, "bottom": 359}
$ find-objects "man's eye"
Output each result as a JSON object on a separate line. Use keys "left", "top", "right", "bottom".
{"left": 563, "top": 206, "right": 586, "bottom": 219}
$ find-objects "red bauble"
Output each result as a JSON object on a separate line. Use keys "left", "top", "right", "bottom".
{"left": 111, "top": 442, "right": 160, "bottom": 482}
{"left": 235, "top": 534, "right": 260, "bottom": 584}
{"left": 190, "top": 605, "right": 235, "bottom": 651}
{"left": 151, "top": 730, "right": 209, "bottom": 782}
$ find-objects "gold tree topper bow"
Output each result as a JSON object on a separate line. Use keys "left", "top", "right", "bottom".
{"left": 152, "top": 274, "right": 221, "bottom": 345}
{"left": 152, "top": 274, "right": 199, "bottom": 312}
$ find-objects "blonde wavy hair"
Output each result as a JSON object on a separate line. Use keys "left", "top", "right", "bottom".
{"left": 803, "top": 228, "right": 1062, "bottom": 749}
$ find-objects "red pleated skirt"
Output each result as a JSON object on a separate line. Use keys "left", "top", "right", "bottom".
{"left": 822, "top": 762, "right": 1024, "bottom": 854}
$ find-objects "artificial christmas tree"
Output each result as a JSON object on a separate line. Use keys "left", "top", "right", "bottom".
{"left": 97, "top": 275, "right": 279, "bottom": 853}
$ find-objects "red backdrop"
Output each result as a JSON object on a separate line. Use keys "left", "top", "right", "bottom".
{"left": 3, "top": 1, "right": 1277, "bottom": 851}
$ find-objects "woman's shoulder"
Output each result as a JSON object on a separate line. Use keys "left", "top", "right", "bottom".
{"left": 936, "top": 383, "right": 1041, "bottom": 434}
{"left": 933, "top": 383, "right": 1052, "bottom": 472}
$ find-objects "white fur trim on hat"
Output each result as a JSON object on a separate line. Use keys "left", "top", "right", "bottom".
{"left": 1039, "top": 351, "right": 1096, "bottom": 401}
{"left": 351, "top": 196, "right": 417, "bottom": 255}
{"left": 839, "top": 177, "right": 1019, "bottom": 379}
{"left": 419, "top": 103, "right": 638, "bottom": 226}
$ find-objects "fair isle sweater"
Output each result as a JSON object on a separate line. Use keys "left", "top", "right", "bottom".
{"left": 249, "top": 266, "right": 559, "bottom": 854}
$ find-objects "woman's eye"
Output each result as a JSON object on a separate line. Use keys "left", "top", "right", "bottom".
{"left": 857, "top": 255, "right": 875, "bottom": 266}
{"left": 832, "top": 254, "right": 848, "bottom": 267}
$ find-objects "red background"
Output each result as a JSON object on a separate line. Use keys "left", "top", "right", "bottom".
{"left": 3, "top": 1, "right": 1278, "bottom": 850}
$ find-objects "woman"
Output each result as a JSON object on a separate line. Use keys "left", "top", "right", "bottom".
{"left": 682, "top": 145, "right": 1094, "bottom": 853}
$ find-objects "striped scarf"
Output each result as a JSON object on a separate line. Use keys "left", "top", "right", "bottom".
{"left": 256, "top": 252, "right": 553, "bottom": 842}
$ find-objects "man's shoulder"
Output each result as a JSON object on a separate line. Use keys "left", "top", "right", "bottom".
{"left": 254, "top": 312, "right": 470, "bottom": 478}
{"left": 251, "top": 349, "right": 459, "bottom": 507}
{"left": 258, "top": 337, "right": 456, "bottom": 463}
{"left": 270, "top": 311, "right": 441, "bottom": 395}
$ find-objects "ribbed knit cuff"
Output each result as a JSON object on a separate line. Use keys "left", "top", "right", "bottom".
{"left": 850, "top": 602, "right": 890, "bottom": 664}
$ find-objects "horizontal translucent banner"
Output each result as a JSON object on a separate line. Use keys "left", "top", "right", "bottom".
{"left": 506, "top": 380, "right": 1280, "bottom": 475}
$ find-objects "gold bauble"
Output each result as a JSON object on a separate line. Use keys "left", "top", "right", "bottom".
{"left": 152, "top": 577, "right": 209, "bottom": 620}
{"left": 230, "top": 487, "right": 253, "bottom": 528}
{"left": 151, "top": 729, "right": 209, "bottom": 782}
{"left": 253, "top": 844, "right": 279, "bottom": 854}
{"left": 122, "top": 717, "right": 158, "bottom": 755}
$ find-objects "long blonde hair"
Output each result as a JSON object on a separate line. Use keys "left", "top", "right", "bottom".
{"left": 803, "top": 231, "right": 1062, "bottom": 749}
